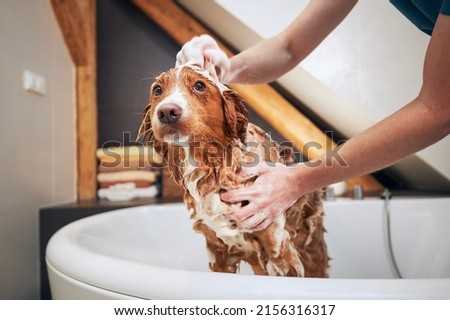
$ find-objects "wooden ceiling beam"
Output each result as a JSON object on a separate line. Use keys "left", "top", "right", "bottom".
{"left": 51, "top": 0, "right": 88, "bottom": 66}
{"left": 51, "top": 0, "right": 98, "bottom": 200}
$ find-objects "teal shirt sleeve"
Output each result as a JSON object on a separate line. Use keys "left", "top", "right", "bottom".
{"left": 441, "top": 0, "right": 450, "bottom": 14}
{"left": 390, "top": 0, "right": 450, "bottom": 35}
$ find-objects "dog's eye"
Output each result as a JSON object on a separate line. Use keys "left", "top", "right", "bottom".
{"left": 194, "top": 81, "right": 206, "bottom": 92}
{"left": 153, "top": 85, "right": 163, "bottom": 96}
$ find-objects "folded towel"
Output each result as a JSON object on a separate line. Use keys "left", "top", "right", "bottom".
{"left": 97, "top": 183, "right": 159, "bottom": 201}
{"left": 97, "top": 170, "right": 158, "bottom": 183}
{"left": 96, "top": 146, "right": 163, "bottom": 167}
{"left": 98, "top": 161, "right": 158, "bottom": 173}
{"left": 98, "top": 180, "right": 154, "bottom": 189}
{"left": 97, "top": 183, "right": 138, "bottom": 201}
{"left": 135, "top": 185, "right": 159, "bottom": 198}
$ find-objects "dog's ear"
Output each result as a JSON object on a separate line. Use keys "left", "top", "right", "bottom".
{"left": 222, "top": 89, "right": 248, "bottom": 143}
{"left": 137, "top": 103, "right": 163, "bottom": 153}
{"left": 137, "top": 103, "right": 153, "bottom": 143}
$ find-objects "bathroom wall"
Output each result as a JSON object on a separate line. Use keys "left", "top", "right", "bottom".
{"left": 179, "top": 0, "right": 450, "bottom": 191}
{"left": 0, "top": 0, "right": 76, "bottom": 299}
{"left": 97, "top": 0, "right": 180, "bottom": 147}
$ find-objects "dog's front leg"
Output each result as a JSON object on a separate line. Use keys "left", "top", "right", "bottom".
{"left": 254, "top": 216, "right": 305, "bottom": 277}
{"left": 193, "top": 220, "right": 241, "bottom": 273}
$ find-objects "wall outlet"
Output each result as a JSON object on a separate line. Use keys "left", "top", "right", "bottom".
{"left": 23, "top": 70, "right": 46, "bottom": 96}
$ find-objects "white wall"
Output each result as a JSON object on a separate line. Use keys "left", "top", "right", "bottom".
{"left": 0, "top": 0, "right": 76, "bottom": 299}
{"left": 179, "top": 0, "right": 450, "bottom": 190}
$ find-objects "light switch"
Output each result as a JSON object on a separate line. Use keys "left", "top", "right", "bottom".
{"left": 23, "top": 70, "right": 46, "bottom": 96}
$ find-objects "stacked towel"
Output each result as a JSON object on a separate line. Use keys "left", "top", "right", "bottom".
{"left": 96, "top": 146, "right": 162, "bottom": 201}
{"left": 97, "top": 171, "right": 157, "bottom": 188}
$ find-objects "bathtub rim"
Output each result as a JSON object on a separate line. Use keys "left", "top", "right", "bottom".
{"left": 46, "top": 200, "right": 450, "bottom": 300}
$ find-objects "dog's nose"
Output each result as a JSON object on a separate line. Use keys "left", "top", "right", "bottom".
{"left": 157, "top": 104, "right": 182, "bottom": 124}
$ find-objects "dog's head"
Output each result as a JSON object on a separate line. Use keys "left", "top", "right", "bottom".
{"left": 138, "top": 65, "right": 248, "bottom": 154}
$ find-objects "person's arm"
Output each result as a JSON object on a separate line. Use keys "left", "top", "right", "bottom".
{"left": 227, "top": 0, "right": 358, "bottom": 84}
{"left": 222, "top": 13, "right": 450, "bottom": 231}
{"left": 176, "top": 0, "right": 358, "bottom": 84}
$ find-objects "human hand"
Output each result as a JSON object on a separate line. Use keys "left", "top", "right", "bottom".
{"left": 175, "top": 34, "right": 230, "bottom": 82}
{"left": 220, "top": 162, "right": 303, "bottom": 231}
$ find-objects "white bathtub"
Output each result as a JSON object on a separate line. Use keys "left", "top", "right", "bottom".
{"left": 46, "top": 198, "right": 450, "bottom": 299}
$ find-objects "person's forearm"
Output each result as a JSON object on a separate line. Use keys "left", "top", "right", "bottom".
{"left": 293, "top": 97, "right": 450, "bottom": 195}
{"left": 292, "top": 13, "right": 450, "bottom": 195}
{"left": 226, "top": 0, "right": 358, "bottom": 84}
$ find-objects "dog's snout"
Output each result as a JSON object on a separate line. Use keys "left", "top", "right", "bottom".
{"left": 157, "top": 104, "right": 182, "bottom": 124}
